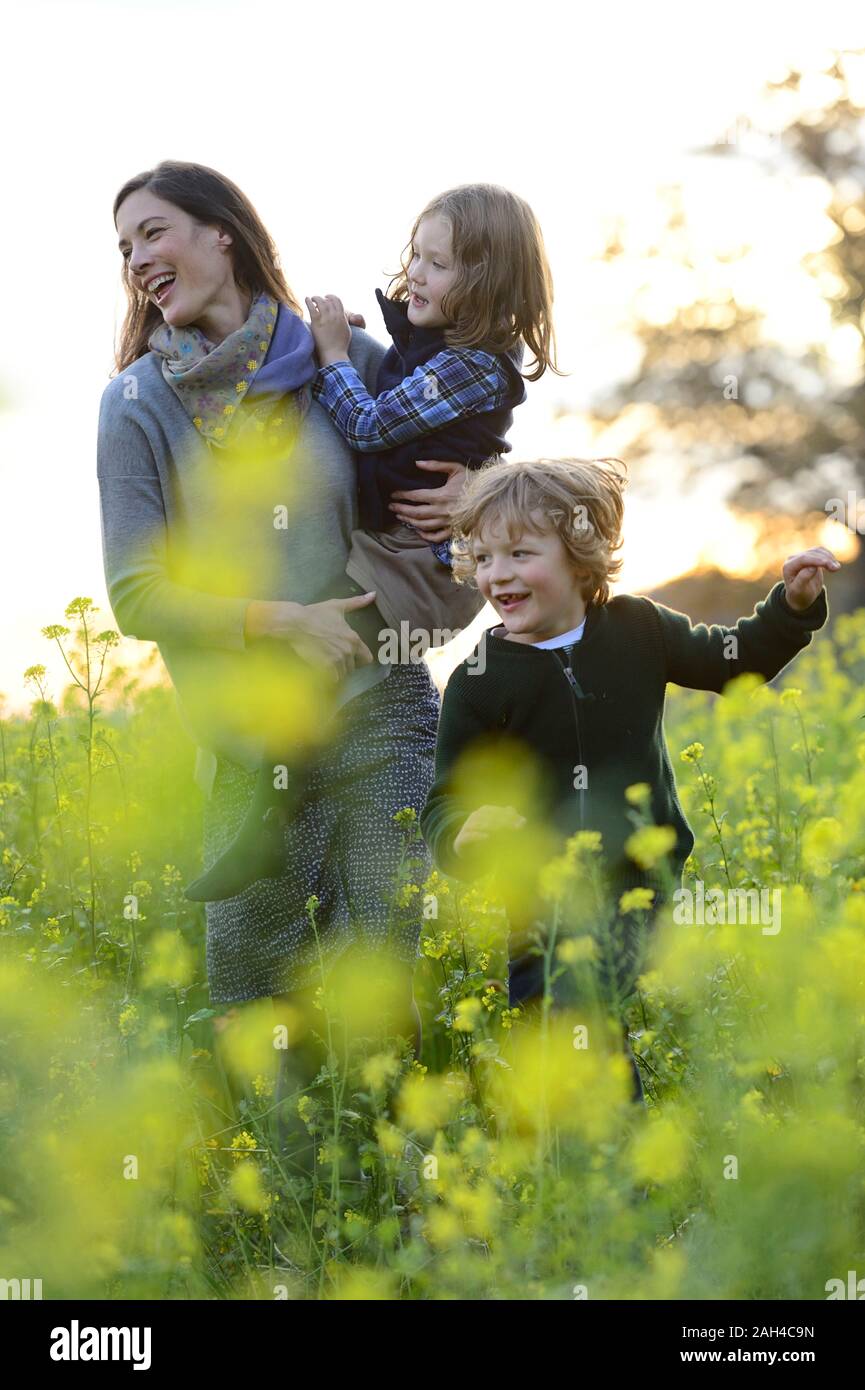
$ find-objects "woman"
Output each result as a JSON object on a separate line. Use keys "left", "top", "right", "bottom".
{"left": 98, "top": 160, "right": 468, "bottom": 1040}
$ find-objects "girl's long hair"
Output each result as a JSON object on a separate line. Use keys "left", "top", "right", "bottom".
{"left": 387, "top": 183, "right": 562, "bottom": 382}
{"left": 112, "top": 160, "right": 302, "bottom": 374}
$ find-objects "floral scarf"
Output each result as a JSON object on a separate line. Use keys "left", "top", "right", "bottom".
{"left": 148, "top": 290, "right": 317, "bottom": 450}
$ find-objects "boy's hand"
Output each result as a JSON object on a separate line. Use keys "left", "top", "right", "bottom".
{"left": 782, "top": 547, "right": 840, "bottom": 611}
{"left": 453, "top": 804, "right": 527, "bottom": 859}
{"left": 305, "top": 294, "right": 352, "bottom": 365}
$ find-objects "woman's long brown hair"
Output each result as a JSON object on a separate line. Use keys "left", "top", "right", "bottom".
{"left": 112, "top": 160, "right": 302, "bottom": 374}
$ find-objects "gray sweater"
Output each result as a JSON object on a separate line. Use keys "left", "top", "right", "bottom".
{"left": 97, "top": 327, "right": 390, "bottom": 795}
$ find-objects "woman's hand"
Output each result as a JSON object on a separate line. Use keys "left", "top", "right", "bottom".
{"left": 244, "top": 593, "right": 378, "bottom": 681}
{"left": 454, "top": 804, "right": 527, "bottom": 859}
{"left": 388, "top": 460, "right": 469, "bottom": 541}
{"left": 783, "top": 547, "right": 840, "bottom": 611}
{"left": 305, "top": 294, "right": 352, "bottom": 366}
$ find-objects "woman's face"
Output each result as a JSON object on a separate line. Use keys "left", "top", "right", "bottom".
{"left": 115, "top": 188, "right": 238, "bottom": 333}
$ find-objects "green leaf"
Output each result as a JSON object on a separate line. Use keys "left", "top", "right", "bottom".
{"left": 183, "top": 1007, "right": 218, "bottom": 1028}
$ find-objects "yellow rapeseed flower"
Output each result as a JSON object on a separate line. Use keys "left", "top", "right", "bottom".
{"left": 118, "top": 1004, "right": 139, "bottom": 1038}
{"left": 625, "top": 782, "right": 651, "bottom": 805}
{"left": 230, "top": 1160, "right": 267, "bottom": 1213}
{"left": 327, "top": 1269, "right": 397, "bottom": 1300}
{"left": 141, "top": 930, "right": 194, "bottom": 988}
{"left": 362, "top": 1052, "right": 401, "bottom": 1091}
{"left": 619, "top": 887, "right": 656, "bottom": 913}
{"left": 801, "top": 817, "right": 841, "bottom": 877}
{"left": 629, "top": 1113, "right": 690, "bottom": 1184}
{"left": 397, "top": 1072, "right": 465, "bottom": 1134}
{"left": 680, "top": 742, "right": 704, "bottom": 764}
{"left": 375, "top": 1120, "right": 405, "bottom": 1158}
{"left": 557, "top": 935, "right": 598, "bottom": 965}
{"left": 625, "top": 825, "right": 677, "bottom": 869}
{"left": 425, "top": 1206, "right": 463, "bottom": 1248}
{"left": 453, "top": 997, "right": 482, "bottom": 1032}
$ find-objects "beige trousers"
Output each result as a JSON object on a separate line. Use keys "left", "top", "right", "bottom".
{"left": 345, "top": 522, "right": 485, "bottom": 644}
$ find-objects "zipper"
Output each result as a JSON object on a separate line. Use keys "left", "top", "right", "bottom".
{"left": 550, "top": 649, "right": 591, "bottom": 831}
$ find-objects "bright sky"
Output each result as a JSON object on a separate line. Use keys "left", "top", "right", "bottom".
{"left": 1, "top": 0, "right": 862, "bottom": 710}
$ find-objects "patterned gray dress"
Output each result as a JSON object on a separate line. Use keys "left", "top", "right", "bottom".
{"left": 202, "top": 660, "right": 440, "bottom": 1003}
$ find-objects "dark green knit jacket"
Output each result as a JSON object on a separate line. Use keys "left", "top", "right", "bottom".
{"left": 419, "top": 582, "right": 829, "bottom": 896}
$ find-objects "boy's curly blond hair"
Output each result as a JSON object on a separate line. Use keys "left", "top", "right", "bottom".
{"left": 449, "top": 457, "right": 627, "bottom": 606}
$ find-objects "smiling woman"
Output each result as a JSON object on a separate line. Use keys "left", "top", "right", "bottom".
{"left": 99, "top": 160, "right": 442, "bottom": 1041}
{"left": 114, "top": 170, "right": 303, "bottom": 359}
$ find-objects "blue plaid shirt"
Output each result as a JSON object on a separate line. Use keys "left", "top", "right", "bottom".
{"left": 313, "top": 348, "right": 513, "bottom": 566}
{"left": 312, "top": 348, "right": 513, "bottom": 453}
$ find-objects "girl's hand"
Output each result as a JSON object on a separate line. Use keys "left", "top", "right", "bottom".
{"left": 782, "top": 547, "right": 840, "bottom": 611}
{"left": 244, "top": 594, "right": 378, "bottom": 681}
{"left": 305, "top": 294, "right": 352, "bottom": 366}
{"left": 389, "top": 460, "right": 469, "bottom": 541}
{"left": 454, "top": 804, "right": 527, "bottom": 859}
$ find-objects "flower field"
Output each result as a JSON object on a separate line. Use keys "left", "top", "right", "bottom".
{"left": 1, "top": 598, "right": 864, "bottom": 1300}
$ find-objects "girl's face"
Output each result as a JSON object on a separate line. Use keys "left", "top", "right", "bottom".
{"left": 407, "top": 213, "right": 459, "bottom": 327}
{"left": 115, "top": 189, "right": 239, "bottom": 336}
{"left": 472, "top": 512, "right": 589, "bottom": 643}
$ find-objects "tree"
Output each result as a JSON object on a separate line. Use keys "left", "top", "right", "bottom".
{"left": 587, "top": 48, "right": 865, "bottom": 616}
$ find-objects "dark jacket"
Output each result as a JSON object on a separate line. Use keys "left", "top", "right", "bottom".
{"left": 420, "top": 582, "right": 829, "bottom": 898}
{"left": 357, "top": 289, "right": 527, "bottom": 530}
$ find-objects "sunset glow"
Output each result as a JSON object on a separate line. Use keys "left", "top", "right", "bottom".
{"left": 1, "top": 0, "right": 861, "bottom": 707}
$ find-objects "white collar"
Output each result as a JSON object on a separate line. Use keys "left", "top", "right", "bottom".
{"left": 531, "top": 620, "right": 587, "bottom": 648}
{"left": 489, "top": 618, "right": 587, "bottom": 648}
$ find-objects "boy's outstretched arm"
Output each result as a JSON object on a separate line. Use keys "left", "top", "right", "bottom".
{"left": 653, "top": 547, "right": 839, "bottom": 694}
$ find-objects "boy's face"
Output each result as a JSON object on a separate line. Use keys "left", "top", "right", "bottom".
{"left": 472, "top": 513, "right": 589, "bottom": 643}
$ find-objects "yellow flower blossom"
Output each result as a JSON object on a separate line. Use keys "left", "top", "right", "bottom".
{"left": 230, "top": 1160, "right": 267, "bottom": 1213}
{"left": 118, "top": 1004, "right": 139, "bottom": 1038}
{"left": 375, "top": 1120, "right": 404, "bottom": 1158}
{"left": 680, "top": 742, "right": 705, "bottom": 763}
{"left": 625, "top": 824, "right": 677, "bottom": 869}
{"left": 453, "top": 997, "right": 482, "bottom": 1032}
{"left": 557, "top": 935, "right": 598, "bottom": 965}
{"left": 619, "top": 886, "right": 656, "bottom": 913}
{"left": 397, "top": 1072, "right": 465, "bottom": 1134}
{"left": 625, "top": 782, "right": 651, "bottom": 805}
{"left": 362, "top": 1052, "right": 401, "bottom": 1091}
{"left": 142, "top": 930, "right": 194, "bottom": 988}
{"left": 425, "top": 1206, "right": 463, "bottom": 1248}
{"left": 629, "top": 1113, "right": 690, "bottom": 1184}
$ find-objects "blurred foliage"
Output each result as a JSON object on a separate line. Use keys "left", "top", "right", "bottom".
{"left": 0, "top": 596, "right": 863, "bottom": 1299}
